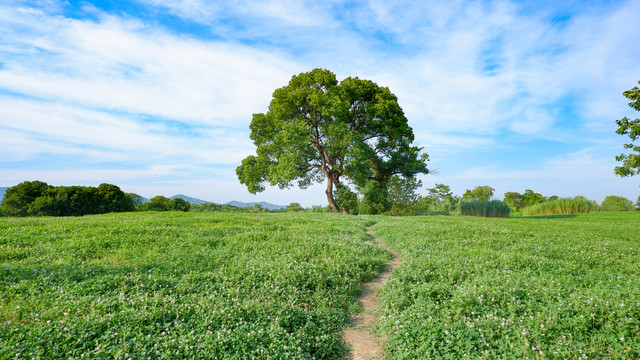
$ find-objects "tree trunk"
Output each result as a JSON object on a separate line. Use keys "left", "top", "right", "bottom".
{"left": 325, "top": 175, "right": 340, "bottom": 213}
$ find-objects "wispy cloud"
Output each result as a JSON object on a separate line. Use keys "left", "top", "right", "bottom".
{"left": 1, "top": 0, "right": 639, "bottom": 205}
{"left": 0, "top": 6, "right": 299, "bottom": 123}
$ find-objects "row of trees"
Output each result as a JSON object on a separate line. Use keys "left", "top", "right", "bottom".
{"left": 190, "top": 202, "right": 287, "bottom": 213}
{"left": 290, "top": 183, "right": 638, "bottom": 215}
{"left": 0, "top": 181, "right": 135, "bottom": 217}
{"left": 0, "top": 181, "right": 300, "bottom": 216}
{"left": 3, "top": 181, "right": 635, "bottom": 217}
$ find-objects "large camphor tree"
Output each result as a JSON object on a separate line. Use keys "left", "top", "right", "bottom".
{"left": 236, "top": 69, "right": 429, "bottom": 213}
{"left": 615, "top": 81, "right": 640, "bottom": 177}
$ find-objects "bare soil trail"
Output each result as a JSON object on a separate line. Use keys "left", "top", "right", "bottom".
{"left": 343, "top": 229, "right": 402, "bottom": 360}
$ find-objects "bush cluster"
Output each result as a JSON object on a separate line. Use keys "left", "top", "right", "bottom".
{"left": 137, "top": 196, "right": 190, "bottom": 212}
{"left": 0, "top": 181, "right": 134, "bottom": 217}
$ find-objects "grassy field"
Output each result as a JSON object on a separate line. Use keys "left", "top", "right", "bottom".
{"left": 372, "top": 212, "right": 640, "bottom": 359}
{"left": 0, "top": 212, "right": 387, "bottom": 359}
{"left": 1, "top": 211, "right": 639, "bottom": 359}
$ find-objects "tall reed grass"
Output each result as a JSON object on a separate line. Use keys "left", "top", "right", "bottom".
{"left": 460, "top": 200, "right": 510, "bottom": 218}
{"left": 522, "top": 197, "right": 596, "bottom": 216}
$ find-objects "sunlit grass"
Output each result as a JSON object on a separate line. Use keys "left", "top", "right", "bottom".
{"left": 372, "top": 212, "right": 640, "bottom": 359}
{"left": 0, "top": 212, "right": 388, "bottom": 359}
{"left": 3, "top": 211, "right": 639, "bottom": 358}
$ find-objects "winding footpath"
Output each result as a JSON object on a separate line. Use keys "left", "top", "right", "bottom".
{"left": 343, "top": 229, "right": 402, "bottom": 360}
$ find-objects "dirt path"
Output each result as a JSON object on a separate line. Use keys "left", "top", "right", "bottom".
{"left": 343, "top": 229, "right": 402, "bottom": 360}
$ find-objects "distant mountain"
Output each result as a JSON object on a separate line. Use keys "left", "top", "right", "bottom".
{"left": 225, "top": 201, "right": 286, "bottom": 210}
{"left": 133, "top": 195, "right": 150, "bottom": 204}
{"left": 0, "top": 187, "right": 7, "bottom": 202}
{"left": 170, "top": 194, "right": 209, "bottom": 205}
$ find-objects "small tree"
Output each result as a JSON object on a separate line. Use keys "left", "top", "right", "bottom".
{"left": 600, "top": 195, "right": 635, "bottom": 212}
{"left": 96, "top": 183, "right": 135, "bottom": 213}
{"left": 503, "top": 191, "right": 523, "bottom": 211}
{"left": 421, "top": 183, "right": 459, "bottom": 213}
{"left": 139, "top": 196, "right": 172, "bottom": 211}
{"left": 170, "top": 198, "right": 191, "bottom": 212}
{"left": 359, "top": 181, "right": 390, "bottom": 214}
{"left": 462, "top": 185, "right": 495, "bottom": 201}
{"left": 426, "top": 183, "right": 453, "bottom": 202}
{"left": 287, "top": 202, "right": 303, "bottom": 212}
{"left": 615, "top": 81, "right": 640, "bottom": 177}
{"left": 504, "top": 189, "right": 545, "bottom": 211}
{"left": 386, "top": 176, "right": 422, "bottom": 215}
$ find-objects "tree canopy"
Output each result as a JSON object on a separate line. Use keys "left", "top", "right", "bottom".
{"left": 137, "top": 196, "right": 191, "bottom": 212}
{"left": 600, "top": 195, "right": 635, "bottom": 212}
{"left": 236, "top": 69, "right": 429, "bottom": 213}
{"left": 615, "top": 81, "right": 640, "bottom": 177}
{"left": 503, "top": 189, "right": 545, "bottom": 212}
{"left": 462, "top": 185, "right": 495, "bottom": 201}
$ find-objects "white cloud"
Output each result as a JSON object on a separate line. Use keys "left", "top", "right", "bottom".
{"left": 137, "top": 0, "right": 334, "bottom": 27}
{"left": 0, "top": 95, "right": 254, "bottom": 167}
{"left": 357, "top": 0, "right": 640, "bottom": 142}
{"left": 0, "top": 6, "right": 299, "bottom": 126}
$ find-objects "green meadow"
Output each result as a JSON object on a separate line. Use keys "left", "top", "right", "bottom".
{"left": 373, "top": 212, "right": 640, "bottom": 359}
{"left": 1, "top": 211, "right": 639, "bottom": 359}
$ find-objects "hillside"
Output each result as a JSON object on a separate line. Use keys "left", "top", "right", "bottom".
{"left": 169, "top": 194, "right": 209, "bottom": 205}
{"left": 225, "top": 200, "right": 286, "bottom": 210}
{"left": 0, "top": 187, "right": 6, "bottom": 202}
{"left": 170, "top": 196, "right": 285, "bottom": 209}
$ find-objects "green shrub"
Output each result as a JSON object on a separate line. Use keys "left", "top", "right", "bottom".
{"left": 600, "top": 195, "right": 636, "bottom": 212}
{"left": 460, "top": 200, "right": 510, "bottom": 218}
{"left": 522, "top": 196, "right": 596, "bottom": 216}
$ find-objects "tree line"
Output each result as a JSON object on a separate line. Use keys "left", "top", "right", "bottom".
{"left": 0, "top": 181, "right": 291, "bottom": 217}
{"left": 1, "top": 180, "right": 636, "bottom": 217}
{"left": 288, "top": 183, "right": 638, "bottom": 216}
{"left": 0, "top": 181, "right": 135, "bottom": 217}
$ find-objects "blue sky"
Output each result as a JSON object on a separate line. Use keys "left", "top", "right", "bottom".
{"left": 1, "top": 0, "right": 639, "bottom": 207}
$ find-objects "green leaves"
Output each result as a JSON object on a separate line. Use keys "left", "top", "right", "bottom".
{"left": 236, "top": 155, "right": 268, "bottom": 194}
{"left": 236, "top": 69, "right": 429, "bottom": 212}
{"left": 462, "top": 185, "right": 495, "bottom": 202}
{"left": 615, "top": 81, "right": 640, "bottom": 178}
